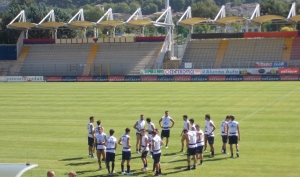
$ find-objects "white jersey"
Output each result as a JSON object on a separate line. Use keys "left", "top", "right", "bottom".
{"left": 106, "top": 136, "right": 117, "bottom": 153}
{"left": 207, "top": 120, "right": 215, "bottom": 137}
{"left": 94, "top": 126, "right": 102, "bottom": 135}
{"left": 147, "top": 122, "right": 155, "bottom": 133}
{"left": 152, "top": 135, "right": 162, "bottom": 154}
{"left": 136, "top": 119, "right": 146, "bottom": 133}
{"left": 183, "top": 120, "right": 190, "bottom": 130}
{"left": 87, "top": 122, "right": 94, "bottom": 138}
{"left": 141, "top": 135, "right": 149, "bottom": 151}
{"left": 190, "top": 123, "right": 196, "bottom": 131}
{"left": 148, "top": 134, "right": 153, "bottom": 152}
{"left": 220, "top": 120, "right": 228, "bottom": 136}
{"left": 121, "top": 134, "right": 131, "bottom": 152}
{"left": 204, "top": 120, "right": 209, "bottom": 135}
{"left": 96, "top": 133, "right": 107, "bottom": 150}
{"left": 228, "top": 121, "right": 239, "bottom": 137}
{"left": 161, "top": 116, "right": 173, "bottom": 130}
{"left": 196, "top": 129, "right": 204, "bottom": 146}
{"left": 188, "top": 131, "right": 197, "bottom": 148}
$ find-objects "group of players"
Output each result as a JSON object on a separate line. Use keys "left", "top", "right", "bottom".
{"left": 87, "top": 111, "right": 240, "bottom": 176}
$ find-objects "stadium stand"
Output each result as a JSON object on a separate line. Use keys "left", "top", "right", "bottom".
{"left": 20, "top": 44, "right": 91, "bottom": 76}
{"left": 289, "top": 37, "right": 300, "bottom": 67}
{"left": 214, "top": 40, "right": 228, "bottom": 68}
{"left": 222, "top": 38, "right": 284, "bottom": 68}
{"left": 181, "top": 40, "right": 220, "bottom": 69}
{"left": 82, "top": 44, "right": 99, "bottom": 76}
{"left": 8, "top": 46, "right": 30, "bottom": 75}
{"left": 282, "top": 38, "right": 293, "bottom": 62}
{"left": 93, "top": 42, "right": 163, "bottom": 75}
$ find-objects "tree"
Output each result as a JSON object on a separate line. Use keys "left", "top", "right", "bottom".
{"left": 232, "top": 0, "right": 243, "bottom": 7}
{"left": 260, "top": 0, "right": 289, "bottom": 16}
{"left": 114, "top": 2, "right": 131, "bottom": 13}
{"left": 231, "top": 21, "right": 243, "bottom": 32}
{"left": 143, "top": 3, "right": 158, "bottom": 15}
{"left": 83, "top": 4, "right": 105, "bottom": 22}
{"left": 170, "top": 0, "right": 185, "bottom": 12}
{"left": 191, "top": 0, "right": 219, "bottom": 19}
{"left": 280, "top": 26, "right": 294, "bottom": 31}
{"left": 261, "top": 21, "right": 272, "bottom": 32}
{"left": 129, "top": 2, "right": 140, "bottom": 14}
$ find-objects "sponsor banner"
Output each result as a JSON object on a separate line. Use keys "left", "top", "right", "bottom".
{"left": 164, "top": 69, "right": 201, "bottom": 75}
{"left": 157, "top": 76, "right": 174, "bottom": 82}
{"left": 0, "top": 76, "right": 6, "bottom": 82}
{"left": 226, "top": 75, "right": 243, "bottom": 81}
{"left": 279, "top": 68, "right": 300, "bottom": 74}
{"left": 243, "top": 75, "right": 262, "bottom": 81}
{"left": 255, "top": 62, "right": 287, "bottom": 68}
{"left": 6, "top": 76, "right": 44, "bottom": 82}
{"left": 280, "top": 75, "right": 299, "bottom": 81}
{"left": 46, "top": 76, "right": 62, "bottom": 82}
{"left": 62, "top": 76, "right": 77, "bottom": 82}
{"left": 140, "top": 76, "right": 158, "bottom": 82}
{"left": 124, "top": 76, "right": 141, "bottom": 82}
{"left": 93, "top": 76, "right": 108, "bottom": 82}
{"left": 140, "top": 69, "right": 164, "bottom": 75}
{"left": 240, "top": 68, "right": 278, "bottom": 75}
{"left": 77, "top": 76, "right": 93, "bottom": 82}
{"left": 108, "top": 76, "right": 125, "bottom": 82}
{"left": 208, "top": 75, "right": 226, "bottom": 81}
{"left": 261, "top": 75, "right": 280, "bottom": 81}
{"left": 174, "top": 75, "right": 191, "bottom": 82}
{"left": 201, "top": 69, "right": 239, "bottom": 75}
{"left": 191, "top": 75, "right": 208, "bottom": 82}
{"left": 184, "top": 63, "right": 192, "bottom": 69}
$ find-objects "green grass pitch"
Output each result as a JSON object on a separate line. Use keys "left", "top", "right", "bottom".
{"left": 0, "top": 82, "right": 300, "bottom": 177}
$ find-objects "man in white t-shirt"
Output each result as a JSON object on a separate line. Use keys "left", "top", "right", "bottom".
{"left": 140, "top": 129, "right": 149, "bottom": 171}
{"left": 159, "top": 110, "right": 175, "bottom": 148}
{"left": 180, "top": 115, "right": 190, "bottom": 152}
{"left": 195, "top": 124, "right": 204, "bottom": 165}
{"left": 106, "top": 129, "right": 117, "bottom": 175}
{"left": 96, "top": 127, "right": 106, "bottom": 170}
{"left": 133, "top": 114, "right": 146, "bottom": 153}
{"left": 205, "top": 114, "right": 216, "bottom": 157}
{"left": 118, "top": 128, "right": 133, "bottom": 175}
{"left": 227, "top": 115, "right": 240, "bottom": 158}
{"left": 183, "top": 128, "right": 197, "bottom": 170}
{"left": 220, "top": 115, "right": 230, "bottom": 154}
{"left": 152, "top": 130, "right": 163, "bottom": 176}
{"left": 87, "top": 116, "right": 95, "bottom": 158}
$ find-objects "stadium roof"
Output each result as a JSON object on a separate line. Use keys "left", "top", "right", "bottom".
{"left": 126, "top": 19, "right": 154, "bottom": 27}
{"left": 38, "top": 22, "right": 65, "bottom": 29}
{"left": 7, "top": 22, "right": 36, "bottom": 30}
{"left": 177, "top": 17, "right": 210, "bottom": 26}
{"left": 251, "top": 15, "right": 286, "bottom": 24}
{"left": 95, "top": 20, "right": 124, "bottom": 28}
{"left": 215, "top": 16, "right": 247, "bottom": 24}
{"left": 67, "top": 21, "right": 95, "bottom": 28}
{"left": 289, "top": 15, "right": 300, "bottom": 23}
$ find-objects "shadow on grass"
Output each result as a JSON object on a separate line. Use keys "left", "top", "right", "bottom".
{"left": 204, "top": 156, "right": 230, "bottom": 162}
{"left": 75, "top": 169, "right": 95, "bottom": 175}
{"left": 66, "top": 161, "right": 94, "bottom": 166}
{"left": 59, "top": 157, "right": 84, "bottom": 161}
{"left": 167, "top": 159, "right": 186, "bottom": 163}
{"left": 163, "top": 152, "right": 178, "bottom": 156}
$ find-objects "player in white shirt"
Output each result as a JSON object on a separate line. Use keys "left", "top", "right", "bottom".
{"left": 118, "top": 128, "right": 133, "bottom": 175}
{"left": 227, "top": 115, "right": 240, "bottom": 158}
{"left": 94, "top": 120, "right": 103, "bottom": 135}
{"left": 204, "top": 118, "right": 209, "bottom": 153}
{"left": 183, "top": 128, "right": 197, "bottom": 170}
{"left": 105, "top": 129, "right": 117, "bottom": 176}
{"left": 96, "top": 127, "right": 107, "bottom": 170}
{"left": 152, "top": 130, "right": 163, "bottom": 176}
{"left": 146, "top": 118, "right": 155, "bottom": 135}
{"left": 140, "top": 129, "right": 149, "bottom": 171}
{"left": 87, "top": 116, "right": 96, "bottom": 158}
{"left": 133, "top": 114, "right": 146, "bottom": 153}
{"left": 205, "top": 114, "right": 216, "bottom": 157}
{"left": 220, "top": 115, "right": 230, "bottom": 154}
{"left": 159, "top": 110, "right": 175, "bottom": 148}
{"left": 180, "top": 115, "right": 190, "bottom": 152}
{"left": 195, "top": 124, "right": 204, "bottom": 165}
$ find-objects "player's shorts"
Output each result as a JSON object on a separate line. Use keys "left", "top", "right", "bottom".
{"left": 122, "top": 151, "right": 131, "bottom": 160}
{"left": 136, "top": 132, "right": 141, "bottom": 135}
{"left": 161, "top": 130, "right": 170, "bottom": 138}
{"left": 221, "top": 135, "right": 228, "bottom": 143}
{"left": 141, "top": 151, "right": 148, "bottom": 158}
{"left": 229, "top": 136, "right": 238, "bottom": 144}
{"left": 106, "top": 152, "right": 115, "bottom": 162}
{"left": 88, "top": 137, "right": 94, "bottom": 146}
{"left": 208, "top": 136, "right": 214, "bottom": 145}
{"left": 187, "top": 147, "right": 196, "bottom": 156}
{"left": 196, "top": 145, "right": 203, "bottom": 154}
{"left": 97, "top": 148, "right": 105, "bottom": 152}
{"left": 153, "top": 153, "right": 161, "bottom": 164}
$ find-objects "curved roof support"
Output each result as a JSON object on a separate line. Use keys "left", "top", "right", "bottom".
{"left": 96, "top": 8, "right": 113, "bottom": 24}
{"left": 287, "top": 2, "right": 296, "bottom": 19}
{"left": 126, "top": 8, "right": 143, "bottom": 23}
{"left": 8, "top": 10, "right": 26, "bottom": 25}
{"left": 68, "top": 8, "right": 84, "bottom": 24}
{"left": 250, "top": 3, "right": 260, "bottom": 20}
{"left": 38, "top": 9, "right": 55, "bottom": 25}
{"left": 177, "top": 6, "right": 192, "bottom": 25}
{"left": 213, "top": 5, "right": 225, "bottom": 22}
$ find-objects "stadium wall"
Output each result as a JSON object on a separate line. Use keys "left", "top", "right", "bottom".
{"left": 0, "top": 45, "right": 17, "bottom": 60}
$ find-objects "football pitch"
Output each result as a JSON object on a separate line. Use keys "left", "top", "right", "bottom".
{"left": 0, "top": 82, "right": 300, "bottom": 177}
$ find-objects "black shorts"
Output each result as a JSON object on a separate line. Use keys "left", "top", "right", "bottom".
{"left": 88, "top": 137, "right": 94, "bottom": 146}
{"left": 106, "top": 152, "right": 115, "bottom": 162}
{"left": 141, "top": 151, "right": 148, "bottom": 158}
{"left": 208, "top": 136, "right": 214, "bottom": 145}
{"left": 122, "top": 151, "right": 131, "bottom": 160}
{"left": 153, "top": 153, "right": 161, "bottom": 164}
{"left": 161, "top": 130, "right": 170, "bottom": 138}
{"left": 221, "top": 135, "right": 228, "bottom": 143}
{"left": 229, "top": 136, "right": 238, "bottom": 144}
{"left": 97, "top": 148, "right": 105, "bottom": 152}
{"left": 187, "top": 147, "right": 196, "bottom": 156}
{"left": 196, "top": 146, "right": 203, "bottom": 154}
{"left": 136, "top": 132, "right": 141, "bottom": 136}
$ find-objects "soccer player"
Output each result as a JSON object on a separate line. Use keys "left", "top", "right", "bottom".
{"left": 118, "top": 128, "right": 133, "bottom": 175}
{"left": 106, "top": 129, "right": 117, "bottom": 176}
{"left": 152, "top": 130, "right": 163, "bottom": 176}
{"left": 87, "top": 116, "right": 96, "bottom": 158}
{"left": 94, "top": 120, "right": 103, "bottom": 135}
{"left": 205, "top": 114, "right": 216, "bottom": 157}
{"left": 227, "top": 115, "right": 240, "bottom": 158}
{"left": 159, "top": 110, "right": 175, "bottom": 148}
{"left": 220, "top": 115, "right": 230, "bottom": 154}
{"left": 140, "top": 129, "right": 149, "bottom": 171}
{"left": 195, "top": 124, "right": 204, "bottom": 165}
{"left": 133, "top": 114, "right": 146, "bottom": 153}
{"left": 204, "top": 117, "right": 209, "bottom": 153}
{"left": 180, "top": 115, "right": 190, "bottom": 152}
{"left": 146, "top": 118, "right": 155, "bottom": 135}
{"left": 184, "top": 128, "right": 197, "bottom": 170}
{"left": 96, "top": 126, "right": 106, "bottom": 170}
{"left": 47, "top": 171, "right": 55, "bottom": 177}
